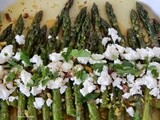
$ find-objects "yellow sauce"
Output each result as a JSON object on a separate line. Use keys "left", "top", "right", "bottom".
{"left": 0, "top": 0, "right": 137, "bottom": 35}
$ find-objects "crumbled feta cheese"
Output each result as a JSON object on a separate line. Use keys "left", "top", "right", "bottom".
{"left": 77, "top": 57, "right": 90, "bottom": 64}
{"left": 30, "top": 55, "right": 43, "bottom": 68}
{"left": 8, "top": 96, "right": 18, "bottom": 102}
{"left": 0, "top": 84, "right": 16, "bottom": 100}
{"left": 80, "top": 77, "right": 96, "bottom": 96}
{"left": 48, "top": 35, "right": 52, "bottom": 39}
{"left": 108, "top": 28, "right": 121, "bottom": 43}
{"left": 31, "top": 86, "right": 42, "bottom": 96}
{"left": 100, "top": 85, "right": 106, "bottom": 92}
{"left": 49, "top": 53, "right": 63, "bottom": 62}
{"left": 60, "top": 85, "right": 67, "bottom": 94}
{"left": 61, "top": 61, "right": 73, "bottom": 72}
{"left": 114, "top": 59, "right": 122, "bottom": 64}
{"left": 13, "top": 52, "right": 21, "bottom": 61}
{"left": 136, "top": 48, "right": 148, "bottom": 60}
{"left": 149, "top": 88, "right": 160, "bottom": 97}
{"left": 103, "top": 44, "right": 119, "bottom": 60}
{"left": 47, "top": 61, "right": 62, "bottom": 74}
{"left": 98, "top": 66, "right": 112, "bottom": 86}
{"left": 95, "top": 98, "right": 102, "bottom": 104}
{"left": 153, "top": 47, "right": 160, "bottom": 58}
{"left": 115, "top": 44, "right": 125, "bottom": 54}
{"left": 19, "top": 83, "right": 30, "bottom": 97}
{"left": 0, "top": 45, "right": 14, "bottom": 64}
{"left": 122, "top": 48, "right": 139, "bottom": 60}
{"left": 112, "top": 77, "right": 122, "bottom": 89}
{"left": 15, "top": 35, "right": 25, "bottom": 45}
{"left": 122, "top": 92, "right": 131, "bottom": 99}
{"left": 71, "top": 76, "right": 82, "bottom": 85}
{"left": 46, "top": 98, "right": 53, "bottom": 106}
{"left": 126, "top": 107, "right": 134, "bottom": 117}
{"left": 143, "top": 74, "right": 157, "bottom": 89}
{"left": 47, "top": 77, "right": 67, "bottom": 90}
{"left": 102, "top": 37, "right": 111, "bottom": 46}
{"left": 20, "top": 70, "right": 32, "bottom": 85}
{"left": 33, "top": 97, "right": 45, "bottom": 109}
{"left": 91, "top": 54, "right": 105, "bottom": 60}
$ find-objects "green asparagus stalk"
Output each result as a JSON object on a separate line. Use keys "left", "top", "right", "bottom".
{"left": 127, "top": 29, "right": 143, "bottom": 120}
{"left": 70, "top": 7, "right": 87, "bottom": 48}
{"left": 153, "top": 19, "right": 160, "bottom": 34}
{"left": 18, "top": 93, "right": 26, "bottom": 120}
{"left": 87, "top": 100, "right": 100, "bottom": 120}
{"left": 0, "top": 100, "right": 9, "bottom": 120}
{"left": 52, "top": 1, "right": 74, "bottom": 120}
{"left": 127, "top": 29, "right": 140, "bottom": 49}
{"left": 130, "top": 10, "right": 146, "bottom": 48}
{"left": 100, "top": 18, "right": 110, "bottom": 37}
{"left": 0, "top": 24, "right": 12, "bottom": 41}
{"left": 27, "top": 95, "right": 38, "bottom": 120}
{"left": 105, "top": 2, "right": 126, "bottom": 46}
{"left": 91, "top": 3, "right": 104, "bottom": 53}
{"left": 136, "top": 2, "right": 159, "bottom": 47}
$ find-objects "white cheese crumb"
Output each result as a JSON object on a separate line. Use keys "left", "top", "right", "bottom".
{"left": 122, "top": 92, "right": 131, "bottom": 99}
{"left": 102, "top": 37, "right": 111, "bottom": 46}
{"left": 108, "top": 28, "right": 121, "bottom": 43}
{"left": 0, "top": 84, "right": 16, "bottom": 100}
{"left": 77, "top": 57, "right": 90, "bottom": 64}
{"left": 95, "top": 98, "right": 102, "bottom": 104}
{"left": 98, "top": 66, "right": 112, "bottom": 86}
{"left": 20, "top": 70, "right": 32, "bottom": 85}
{"left": 49, "top": 53, "right": 63, "bottom": 62}
{"left": 13, "top": 52, "right": 21, "bottom": 61}
{"left": 80, "top": 77, "right": 96, "bottom": 96}
{"left": 8, "top": 96, "right": 18, "bottom": 102}
{"left": 47, "top": 61, "right": 62, "bottom": 74}
{"left": 91, "top": 54, "right": 105, "bottom": 60}
{"left": 30, "top": 54, "right": 43, "bottom": 68}
{"left": 61, "top": 61, "right": 73, "bottom": 72}
{"left": 103, "top": 44, "right": 119, "bottom": 60}
{"left": 33, "top": 97, "right": 45, "bottom": 109}
{"left": 0, "top": 45, "right": 14, "bottom": 64}
{"left": 31, "top": 86, "right": 42, "bottom": 96}
{"left": 48, "top": 35, "right": 52, "bottom": 39}
{"left": 60, "top": 85, "right": 67, "bottom": 94}
{"left": 112, "top": 77, "right": 122, "bottom": 90}
{"left": 15, "top": 35, "right": 25, "bottom": 45}
{"left": 19, "top": 83, "right": 30, "bottom": 97}
{"left": 126, "top": 107, "right": 134, "bottom": 117}
{"left": 46, "top": 98, "right": 53, "bottom": 106}
{"left": 122, "top": 48, "right": 139, "bottom": 61}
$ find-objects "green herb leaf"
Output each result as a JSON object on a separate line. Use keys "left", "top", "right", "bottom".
{"left": 20, "top": 50, "right": 32, "bottom": 66}
{"left": 6, "top": 72, "right": 16, "bottom": 82}
{"left": 71, "top": 49, "right": 91, "bottom": 57}
{"left": 148, "top": 66, "right": 159, "bottom": 78}
{"left": 61, "top": 47, "right": 72, "bottom": 61}
{"left": 92, "top": 63, "right": 104, "bottom": 72}
{"left": 84, "top": 91, "right": 100, "bottom": 102}
{"left": 75, "top": 70, "right": 88, "bottom": 81}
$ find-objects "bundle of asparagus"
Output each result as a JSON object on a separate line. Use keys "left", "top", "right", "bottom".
{"left": 0, "top": 0, "right": 160, "bottom": 120}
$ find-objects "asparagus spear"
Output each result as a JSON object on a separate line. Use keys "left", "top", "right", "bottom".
{"left": 91, "top": 3, "right": 104, "bottom": 53}
{"left": 27, "top": 95, "right": 38, "bottom": 120}
{"left": 127, "top": 29, "right": 143, "bottom": 120}
{"left": 136, "top": 2, "right": 159, "bottom": 47}
{"left": 87, "top": 100, "right": 100, "bottom": 120}
{"left": 153, "top": 19, "right": 160, "bottom": 34}
{"left": 100, "top": 18, "right": 110, "bottom": 36}
{"left": 0, "top": 24, "right": 12, "bottom": 41}
{"left": 130, "top": 10, "right": 146, "bottom": 48}
{"left": 18, "top": 11, "right": 43, "bottom": 120}
{"left": 0, "top": 100, "right": 9, "bottom": 120}
{"left": 51, "top": 1, "right": 74, "bottom": 120}
{"left": 105, "top": 2, "right": 126, "bottom": 46}
{"left": 70, "top": 7, "right": 87, "bottom": 48}
{"left": 48, "top": 0, "right": 74, "bottom": 52}
{"left": 127, "top": 29, "right": 140, "bottom": 49}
